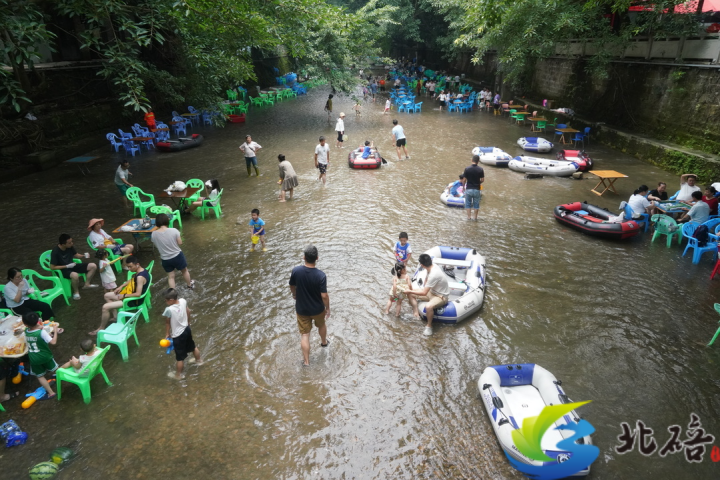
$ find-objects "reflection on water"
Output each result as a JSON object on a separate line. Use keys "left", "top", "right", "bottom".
{"left": 2, "top": 84, "right": 720, "bottom": 479}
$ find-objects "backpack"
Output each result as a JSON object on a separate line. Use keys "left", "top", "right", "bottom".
{"left": 693, "top": 224, "right": 709, "bottom": 247}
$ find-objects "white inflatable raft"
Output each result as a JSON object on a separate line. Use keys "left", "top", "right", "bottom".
{"left": 440, "top": 182, "right": 465, "bottom": 208}
{"left": 411, "top": 246, "right": 485, "bottom": 324}
{"left": 509, "top": 156, "right": 578, "bottom": 177}
{"left": 471, "top": 146, "right": 512, "bottom": 167}
{"left": 517, "top": 137, "right": 553, "bottom": 153}
{"left": 478, "top": 363, "right": 595, "bottom": 477}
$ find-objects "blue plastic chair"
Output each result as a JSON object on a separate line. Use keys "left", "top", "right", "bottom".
{"left": 448, "top": 103, "right": 457, "bottom": 113}
{"left": 681, "top": 223, "right": 719, "bottom": 264}
{"left": 413, "top": 102, "right": 423, "bottom": 113}
{"left": 118, "top": 129, "right": 132, "bottom": 139}
{"left": 107, "top": 133, "right": 124, "bottom": 152}
{"left": 397, "top": 103, "right": 406, "bottom": 113}
{"left": 582, "top": 127, "right": 591, "bottom": 145}
{"left": 702, "top": 218, "right": 720, "bottom": 233}
{"left": 202, "top": 111, "right": 212, "bottom": 126}
{"left": 571, "top": 133, "right": 585, "bottom": 147}
{"left": 171, "top": 116, "right": 187, "bottom": 136}
{"left": 554, "top": 124, "right": 567, "bottom": 142}
{"left": 122, "top": 139, "right": 140, "bottom": 156}
{"left": 624, "top": 203, "right": 650, "bottom": 232}
{"left": 668, "top": 190, "right": 680, "bottom": 201}
{"left": 172, "top": 111, "right": 192, "bottom": 130}
{"left": 155, "top": 123, "right": 170, "bottom": 141}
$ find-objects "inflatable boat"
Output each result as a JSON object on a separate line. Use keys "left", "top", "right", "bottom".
{"left": 557, "top": 149, "right": 593, "bottom": 171}
{"left": 156, "top": 134, "right": 204, "bottom": 153}
{"left": 348, "top": 147, "right": 382, "bottom": 169}
{"left": 478, "top": 363, "right": 596, "bottom": 477}
{"left": 509, "top": 156, "right": 578, "bottom": 177}
{"left": 411, "top": 246, "right": 485, "bottom": 324}
{"left": 440, "top": 182, "right": 465, "bottom": 208}
{"left": 554, "top": 202, "right": 641, "bottom": 240}
{"left": 517, "top": 137, "right": 553, "bottom": 153}
{"left": 471, "top": 146, "right": 511, "bottom": 167}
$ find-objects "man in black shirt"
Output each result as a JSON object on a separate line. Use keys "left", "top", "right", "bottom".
{"left": 648, "top": 182, "right": 668, "bottom": 202}
{"left": 49, "top": 233, "right": 98, "bottom": 300}
{"left": 289, "top": 245, "right": 330, "bottom": 366}
{"left": 462, "top": 155, "right": 485, "bottom": 221}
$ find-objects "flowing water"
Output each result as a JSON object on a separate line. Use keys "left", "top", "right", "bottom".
{"left": 2, "top": 85, "right": 720, "bottom": 479}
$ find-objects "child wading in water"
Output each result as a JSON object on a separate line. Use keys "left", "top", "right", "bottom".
{"left": 162, "top": 288, "right": 203, "bottom": 380}
{"left": 393, "top": 232, "right": 412, "bottom": 266}
{"left": 248, "top": 208, "right": 266, "bottom": 252}
{"left": 383, "top": 263, "right": 410, "bottom": 316}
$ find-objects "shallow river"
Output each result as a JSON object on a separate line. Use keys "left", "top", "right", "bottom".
{"left": 2, "top": 84, "right": 720, "bottom": 479}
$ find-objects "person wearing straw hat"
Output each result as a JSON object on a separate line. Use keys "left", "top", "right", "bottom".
{"left": 87, "top": 218, "right": 134, "bottom": 270}
{"left": 335, "top": 112, "right": 345, "bottom": 148}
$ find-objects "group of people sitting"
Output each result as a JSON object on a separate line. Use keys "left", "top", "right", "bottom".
{"left": 627, "top": 174, "right": 718, "bottom": 224}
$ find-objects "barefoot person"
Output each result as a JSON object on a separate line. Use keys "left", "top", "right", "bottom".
{"left": 277, "top": 154, "right": 299, "bottom": 202}
{"left": 391, "top": 119, "right": 410, "bottom": 160}
{"left": 289, "top": 245, "right": 330, "bottom": 366}
{"left": 406, "top": 253, "right": 449, "bottom": 337}
{"left": 314, "top": 136, "right": 331, "bottom": 186}
{"left": 90, "top": 256, "right": 148, "bottom": 335}
{"left": 162, "top": 288, "right": 203, "bottom": 380}
{"left": 49, "top": 234, "right": 98, "bottom": 300}
{"left": 151, "top": 214, "right": 195, "bottom": 290}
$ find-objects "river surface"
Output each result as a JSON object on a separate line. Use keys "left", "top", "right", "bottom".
{"left": 2, "top": 83, "right": 720, "bottom": 479}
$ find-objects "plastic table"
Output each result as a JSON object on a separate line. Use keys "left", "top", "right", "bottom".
{"left": 590, "top": 170, "right": 627, "bottom": 196}
{"left": 112, "top": 218, "right": 157, "bottom": 252}
{"left": 64, "top": 156, "right": 99, "bottom": 176}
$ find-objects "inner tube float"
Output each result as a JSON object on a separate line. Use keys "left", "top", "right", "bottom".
{"left": 411, "top": 246, "right": 486, "bottom": 324}
{"left": 348, "top": 147, "right": 382, "bottom": 169}
{"left": 472, "top": 146, "right": 511, "bottom": 167}
{"left": 557, "top": 149, "right": 593, "bottom": 171}
{"left": 517, "top": 137, "right": 553, "bottom": 153}
{"left": 478, "top": 363, "right": 594, "bottom": 477}
{"left": 509, "top": 156, "right": 577, "bottom": 177}
{"left": 440, "top": 182, "right": 464, "bottom": 208}
{"left": 554, "top": 201, "right": 641, "bottom": 240}
{"left": 156, "top": 134, "right": 204, "bottom": 153}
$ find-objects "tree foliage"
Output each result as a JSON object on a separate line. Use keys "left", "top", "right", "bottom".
{"left": 1, "top": 0, "right": 397, "bottom": 115}
{"left": 431, "top": 0, "right": 703, "bottom": 86}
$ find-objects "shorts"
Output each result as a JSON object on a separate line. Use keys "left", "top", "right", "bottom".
{"left": 110, "top": 244, "right": 127, "bottom": 255}
{"left": 296, "top": 310, "right": 326, "bottom": 335}
{"left": 336, "top": 131, "right": 344, "bottom": 143}
{"left": 245, "top": 156, "right": 258, "bottom": 167}
{"left": 318, "top": 163, "right": 328, "bottom": 175}
{"left": 493, "top": 103, "right": 500, "bottom": 110}
{"left": 0, "top": 358, "right": 20, "bottom": 381}
{"left": 396, "top": 138, "right": 406, "bottom": 147}
{"left": 439, "top": 101, "right": 446, "bottom": 107}
{"left": 102, "top": 281, "right": 118, "bottom": 290}
{"left": 60, "top": 262, "right": 90, "bottom": 279}
{"left": 29, "top": 357, "right": 59, "bottom": 377}
{"left": 203, "top": 200, "right": 217, "bottom": 207}
{"left": 465, "top": 189, "right": 481, "bottom": 209}
{"left": 116, "top": 183, "right": 130, "bottom": 195}
{"left": 172, "top": 326, "right": 196, "bottom": 362}
{"left": 161, "top": 251, "right": 188, "bottom": 273}
{"left": 416, "top": 292, "right": 449, "bottom": 312}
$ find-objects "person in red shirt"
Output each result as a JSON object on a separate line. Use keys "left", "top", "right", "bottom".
{"left": 144, "top": 110, "right": 156, "bottom": 131}
{"left": 702, "top": 186, "right": 718, "bottom": 216}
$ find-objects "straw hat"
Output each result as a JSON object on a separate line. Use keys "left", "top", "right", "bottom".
{"left": 87, "top": 218, "right": 104, "bottom": 231}
{"left": 339, "top": 112, "right": 345, "bottom": 117}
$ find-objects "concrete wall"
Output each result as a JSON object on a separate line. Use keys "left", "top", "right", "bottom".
{"left": 528, "top": 57, "right": 720, "bottom": 154}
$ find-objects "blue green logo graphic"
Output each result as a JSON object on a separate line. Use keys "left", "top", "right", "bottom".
{"left": 508, "top": 401, "right": 599, "bottom": 480}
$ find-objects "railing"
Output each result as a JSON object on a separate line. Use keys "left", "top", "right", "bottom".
{"left": 554, "top": 35, "right": 720, "bottom": 64}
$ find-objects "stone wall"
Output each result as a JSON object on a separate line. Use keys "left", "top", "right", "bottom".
{"left": 528, "top": 58, "right": 720, "bottom": 155}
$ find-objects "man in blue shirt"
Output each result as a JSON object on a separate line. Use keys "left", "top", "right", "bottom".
{"left": 289, "top": 245, "right": 330, "bottom": 366}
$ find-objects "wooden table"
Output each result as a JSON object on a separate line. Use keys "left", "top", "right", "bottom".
{"left": 590, "top": 170, "right": 628, "bottom": 196}
{"left": 182, "top": 112, "right": 200, "bottom": 125}
{"left": 113, "top": 218, "right": 158, "bottom": 251}
{"left": 64, "top": 156, "right": 99, "bottom": 176}
{"left": 556, "top": 127, "right": 580, "bottom": 144}
{"left": 159, "top": 187, "right": 201, "bottom": 209}
{"left": 512, "top": 111, "right": 530, "bottom": 124}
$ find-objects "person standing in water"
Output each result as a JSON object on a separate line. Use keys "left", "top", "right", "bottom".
{"left": 239, "top": 135, "right": 262, "bottom": 177}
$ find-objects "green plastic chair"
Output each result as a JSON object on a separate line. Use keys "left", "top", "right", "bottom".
{"left": 185, "top": 178, "right": 204, "bottom": 205}
{"left": 260, "top": 94, "right": 274, "bottom": 106}
{"left": 249, "top": 96, "right": 263, "bottom": 107}
{"left": 650, "top": 214, "right": 681, "bottom": 247}
{"left": 125, "top": 187, "right": 156, "bottom": 217}
{"left": 56, "top": 346, "right": 112, "bottom": 404}
{"left": 709, "top": 304, "right": 720, "bottom": 346}
{"left": 120, "top": 261, "right": 154, "bottom": 322}
{"left": 98, "top": 311, "right": 141, "bottom": 361}
{"left": 226, "top": 89, "right": 237, "bottom": 101}
{"left": 149, "top": 205, "right": 182, "bottom": 230}
{"left": 38, "top": 251, "right": 85, "bottom": 302}
{"left": 197, "top": 188, "right": 223, "bottom": 220}
{"left": 21, "top": 269, "right": 67, "bottom": 309}
{"left": 535, "top": 121, "right": 547, "bottom": 132}
{"left": 86, "top": 236, "right": 124, "bottom": 273}
{"left": 546, "top": 117, "right": 558, "bottom": 129}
